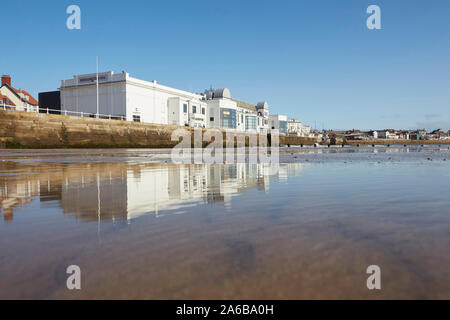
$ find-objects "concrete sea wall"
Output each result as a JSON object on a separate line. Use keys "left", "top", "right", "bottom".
{"left": 0, "top": 110, "right": 318, "bottom": 148}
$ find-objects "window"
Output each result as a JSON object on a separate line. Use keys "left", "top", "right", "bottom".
{"left": 210, "top": 117, "right": 215, "bottom": 122}
{"left": 183, "top": 104, "right": 187, "bottom": 113}
{"left": 201, "top": 108, "right": 205, "bottom": 115}
{"left": 279, "top": 121, "right": 288, "bottom": 134}
{"left": 192, "top": 105, "right": 197, "bottom": 113}
{"left": 245, "top": 116, "right": 257, "bottom": 130}
{"left": 133, "top": 115, "right": 141, "bottom": 122}
{"left": 221, "top": 108, "right": 236, "bottom": 129}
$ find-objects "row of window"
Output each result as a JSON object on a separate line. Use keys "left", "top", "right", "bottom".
{"left": 183, "top": 103, "right": 205, "bottom": 115}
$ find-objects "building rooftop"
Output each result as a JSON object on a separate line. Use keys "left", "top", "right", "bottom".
{"left": 1, "top": 75, "right": 38, "bottom": 106}
{"left": 231, "top": 98, "right": 257, "bottom": 111}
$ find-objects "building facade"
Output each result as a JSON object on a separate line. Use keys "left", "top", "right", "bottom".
{"left": 269, "top": 114, "right": 288, "bottom": 135}
{"left": 287, "top": 118, "right": 311, "bottom": 137}
{"left": 60, "top": 71, "right": 208, "bottom": 127}
{"left": 256, "top": 102, "right": 270, "bottom": 134}
{"left": 203, "top": 88, "right": 238, "bottom": 130}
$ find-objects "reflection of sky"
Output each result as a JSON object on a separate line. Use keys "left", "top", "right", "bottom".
{"left": 0, "top": 163, "right": 306, "bottom": 223}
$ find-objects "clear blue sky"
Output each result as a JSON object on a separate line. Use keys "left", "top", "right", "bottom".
{"left": 2, "top": 0, "right": 450, "bottom": 130}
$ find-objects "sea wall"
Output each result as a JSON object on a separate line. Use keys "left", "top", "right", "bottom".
{"left": 0, "top": 110, "right": 318, "bottom": 148}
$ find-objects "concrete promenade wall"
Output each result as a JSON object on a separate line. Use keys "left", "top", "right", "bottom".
{"left": 0, "top": 110, "right": 318, "bottom": 148}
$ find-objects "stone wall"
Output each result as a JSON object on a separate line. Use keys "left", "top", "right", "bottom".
{"left": 0, "top": 110, "right": 318, "bottom": 148}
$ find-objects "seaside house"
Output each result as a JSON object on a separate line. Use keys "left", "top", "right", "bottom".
{"left": 377, "top": 129, "right": 398, "bottom": 140}
{"left": 410, "top": 130, "right": 426, "bottom": 140}
{"left": 287, "top": 118, "right": 311, "bottom": 137}
{"left": 0, "top": 93, "right": 16, "bottom": 110}
{"left": 428, "top": 129, "right": 446, "bottom": 140}
{"left": 368, "top": 130, "right": 378, "bottom": 139}
{"left": 287, "top": 118, "right": 302, "bottom": 136}
{"left": 0, "top": 75, "right": 39, "bottom": 112}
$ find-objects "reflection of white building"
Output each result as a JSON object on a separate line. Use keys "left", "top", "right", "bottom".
{"left": 1, "top": 163, "right": 307, "bottom": 223}
{"left": 0, "top": 179, "right": 40, "bottom": 222}
{"left": 125, "top": 163, "right": 306, "bottom": 219}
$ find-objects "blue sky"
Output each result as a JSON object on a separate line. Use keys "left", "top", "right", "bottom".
{"left": 2, "top": 0, "right": 450, "bottom": 130}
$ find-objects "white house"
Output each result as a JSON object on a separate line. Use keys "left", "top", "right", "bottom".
{"left": 60, "top": 71, "right": 207, "bottom": 127}
{"left": 377, "top": 130, "right": 397, "bottom": 140}
{"left": 287, "top": 118, "right": 311, "bottom": 137}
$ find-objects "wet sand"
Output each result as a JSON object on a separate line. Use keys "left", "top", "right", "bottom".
{"left": 0, "top": 147, "right": 449, "bottom": 299}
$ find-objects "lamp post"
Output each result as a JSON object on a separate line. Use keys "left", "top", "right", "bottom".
{"left": 96, "top": 56, "right": 99, "bottom": 118}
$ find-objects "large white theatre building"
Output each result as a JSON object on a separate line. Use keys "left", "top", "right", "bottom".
{"left": 60, "top": 71, "right": 207, "bottom": 127}
{"left": 60, "top": 71, "right": 271, "bottom": 132}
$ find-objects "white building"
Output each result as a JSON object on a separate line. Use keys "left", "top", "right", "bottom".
{"left": 204, "top": 88, "right": 238, "bottom": 130}
{"left": 377, "top": 130, "right": 398, "bottom": 140}
{"left": 269, "top": 114, "right": 288, "bottom": 135}
{"left": 256, "top": 102, "right": 270, "bottom": 134}
{"left": 233, "top": 98, "right": 259, "bottom": 132}
{"left": 203, "top": 88, "right": 270, "bottom": 134}
{"left": 287, "top": 118, "right": 311, "bottom": 137}
{"left": 60, "top": 71, "right": 207, "bottom": 127}
{"left": 167, "top": 97, "right": 207, "bottom": 128}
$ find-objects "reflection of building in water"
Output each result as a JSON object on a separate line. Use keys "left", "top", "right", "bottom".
{"left": 0, "top": 163, "right": 306, "bottom": 223}
{"left": 0, "top": 179, "right": 40, "bottom": 222}
{"left": 61, "top": 171, "right": 128, "bottom": 222}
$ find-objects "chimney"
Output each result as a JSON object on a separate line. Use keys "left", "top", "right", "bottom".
{"left": 1, "top": 75, "right": 11, "bottom": 87}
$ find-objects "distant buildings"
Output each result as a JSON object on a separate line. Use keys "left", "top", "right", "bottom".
{"left": 7, "top": 72, "right": 448, "bottom": 140}
{"left": 0, "top": 75, "right": 39, "bottom": 112}
{"left": 333, "top": 128, "right": 450, "bottom": 141}
{"left": 287, "top": 118, "right": 311, "bottom": 137}
{"left": 377, "top": 129, "right": 398, "bottom": 140}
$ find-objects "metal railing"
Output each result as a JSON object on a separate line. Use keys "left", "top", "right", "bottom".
{"left": 0, "top": 105, "right": 126, "bottom": 121}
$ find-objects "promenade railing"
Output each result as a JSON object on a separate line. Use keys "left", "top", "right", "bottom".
{"left": 0, "top": 105, "right": 126, "bottom": 121}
